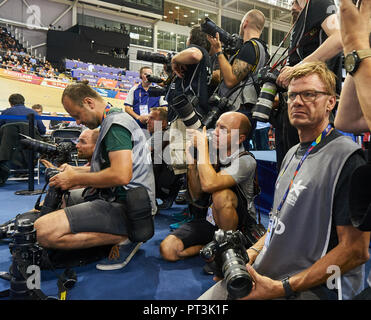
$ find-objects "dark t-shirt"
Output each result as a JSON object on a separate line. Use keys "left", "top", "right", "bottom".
{"left": 235, "top": 40, "right": 258, "bottom": 66}
{"left": 167, "top": 44, "right": 212, "bottom": 119}
{"left": 289, "top": 0, "right": 342, "bottom": 94}
{"left": 295, "top": 129, "right": 366, "bottom": 251}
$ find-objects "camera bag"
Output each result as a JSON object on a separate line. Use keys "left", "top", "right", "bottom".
{"left": 123, "top": 186, "right": 154, "bottom": 243}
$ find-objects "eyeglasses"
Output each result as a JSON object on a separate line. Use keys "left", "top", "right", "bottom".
{"left": 287, "top": 90, "right": 331, "bottom": 103}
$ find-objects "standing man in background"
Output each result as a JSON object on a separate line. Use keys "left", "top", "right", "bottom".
{"left": 124, "top": 66, "right": 168, "bottom": 129}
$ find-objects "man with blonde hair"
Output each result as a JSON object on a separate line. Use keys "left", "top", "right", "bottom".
{"left": 199, "top": 61, "right": 370, "bottom": 300}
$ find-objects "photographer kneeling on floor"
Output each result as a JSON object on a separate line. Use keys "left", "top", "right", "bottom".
{"left": 34, "top": 82, "right": 156, "bottom": 271}
{"left": 160, "top": 112, "right": 262, "bottom": 266}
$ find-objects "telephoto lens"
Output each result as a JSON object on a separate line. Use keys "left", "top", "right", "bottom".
{"left": 201, "top": 17, "right": 233, "bottom": 47}
{"left": 222, "top": 248, "right": 253, "bottom": 299}
{"left": 136, "top": 50, "right": 168, "bottom": 64}
{"left": 171, "top": 94, "right": 202, "bottom": 129}
{"left": 146, "top": 75, "right": 164, "bottom": 83}
{"left": 252, "top": 67, "right": 280, "bottom": 122}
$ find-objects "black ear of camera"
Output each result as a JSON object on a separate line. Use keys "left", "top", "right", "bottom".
{"left": 203, "top": 93, "right": 235, "bottom": 129}
{"left": 251, "top": 66, "right": 281, "bottom": 123}
{"left": 200, "top": 229, "right": 253, "bottom": 300}
{"left": 20, "top": 135, "right": 76, "bottom": 166}
{"left": 201, "top": 17, "right": 243, "bottom": 55}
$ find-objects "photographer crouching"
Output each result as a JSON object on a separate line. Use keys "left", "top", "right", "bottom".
{"left": 34, "top": 82, "right": 156, "bottom": 271}
{"left": 160, "top": 112, "right": 264, "bottom": 266}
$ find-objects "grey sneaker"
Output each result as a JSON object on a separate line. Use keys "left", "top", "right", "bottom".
{"left": 96, "top": 241, "right": 142, "bottom": 271}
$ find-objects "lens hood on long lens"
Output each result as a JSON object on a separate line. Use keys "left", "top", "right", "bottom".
{"left": 136, "top": 50, "right": 169, "bottom": 64}
{"left": 252, "top": 82, "right": 278, "bottom": 122}
{"left": 222, "top": 248, "right": 253, "bottom": 299}
{"left": 146, "top": 75, "right": 164, "bottom": 83}
{"left": 227, "top": 273, "right": 253, "bottom": 299}
{"left": 20, "top": 135, "right": 57, "bottom": 154}
{"left": 201, "top": 17, "right": 233, "bottom": 46}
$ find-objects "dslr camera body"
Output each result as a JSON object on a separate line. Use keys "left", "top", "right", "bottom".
{"left": 39, "top": 167, "right": 65, "bottom": 216}
{"left": 200, "top": 229, "right": 253, "bottom": 299}
{"left": 203, "top": 93, "right": 235, "bottom": 129}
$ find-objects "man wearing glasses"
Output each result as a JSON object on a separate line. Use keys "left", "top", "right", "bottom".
{"left": 199, "top": 62, "right": 370, "bottom": 300}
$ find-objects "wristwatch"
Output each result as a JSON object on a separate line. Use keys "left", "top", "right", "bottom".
{"left": 281, "top": 276, "right": 297, "bottom": 299}
{"left": 344, "top": 49, "right": 371, "bottom": 75}
{"left": 215, "top": 51, "right": 223, "bottom": 58}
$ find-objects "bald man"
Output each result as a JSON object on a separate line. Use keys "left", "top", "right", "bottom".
{"left": 41, "top": 128, "right": 99, "bottom": 168}
{"left": 207, "top": 9, "right": 269, "bottom": 146}
{"left": 160, "top": 112, "right": 259, "bottom": 262}
{"left": 75, "top": 128, "right": 99, "bottom": 164}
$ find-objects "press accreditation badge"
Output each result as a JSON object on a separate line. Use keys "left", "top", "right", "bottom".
{"left": 139, "top": 104, "right": 149, "bottom": 115}
{"left": 206, "top": 207, "right": 216, "bottom": 226}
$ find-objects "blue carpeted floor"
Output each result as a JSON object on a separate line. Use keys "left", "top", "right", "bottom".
{"left": 1, "top": 155, "right": 370, "bottom": 300}
{"left": 0, "top": 178, "right": 270, "bottom": 300}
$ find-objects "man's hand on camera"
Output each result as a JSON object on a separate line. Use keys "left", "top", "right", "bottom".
{"left": 276, "top": 66, "right": 293, "bottom": 89}
{"left": 238, "top": 265, "right": 285, "bottom": 300}
{"left": 40, "top": 159, "right": 56, "bottom": 169}
{"left": 187, "top": 127, "right": 208, "bottom": 148}
{"left": 207, "top": 32, "right": 223, "bottom": 56}
{"left": 49, "top": 165, "right": 76, "bottom": 190}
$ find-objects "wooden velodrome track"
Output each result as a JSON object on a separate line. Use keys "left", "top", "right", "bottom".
{"left": 0, "top": 76, "right": 125, "bottom": 114}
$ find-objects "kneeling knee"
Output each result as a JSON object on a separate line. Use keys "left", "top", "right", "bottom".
{"left": 160, "top": 236, "right": 183, "bottom": 262}
{"left": 34, "top": 218, "right": 52, "bottom": 248}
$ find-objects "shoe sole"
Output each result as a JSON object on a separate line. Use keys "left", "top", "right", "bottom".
{"left": 96, "top": 242, "right": 143, "bottom": 271}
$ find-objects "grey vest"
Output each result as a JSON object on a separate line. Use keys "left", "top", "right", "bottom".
{"left": 253, "top": 135, "right": 363, "bottom": 299}
{"left": 91, "top": 109, "right": 156, "bottom": 213}
{"left": 218, "top": 39, "right": 268, "bottom": 109}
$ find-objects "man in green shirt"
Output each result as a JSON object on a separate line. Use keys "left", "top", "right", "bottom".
{"left": 34, "top": 82, "right": 156, "bottom": 270}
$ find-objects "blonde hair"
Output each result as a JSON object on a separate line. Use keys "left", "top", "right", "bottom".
{"left": 287, "top": 61, "right": 337, "bottom": 96}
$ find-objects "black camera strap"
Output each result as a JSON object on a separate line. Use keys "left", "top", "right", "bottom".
{"left": 34, "top": 180, "right": 50, "bottom": 211}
